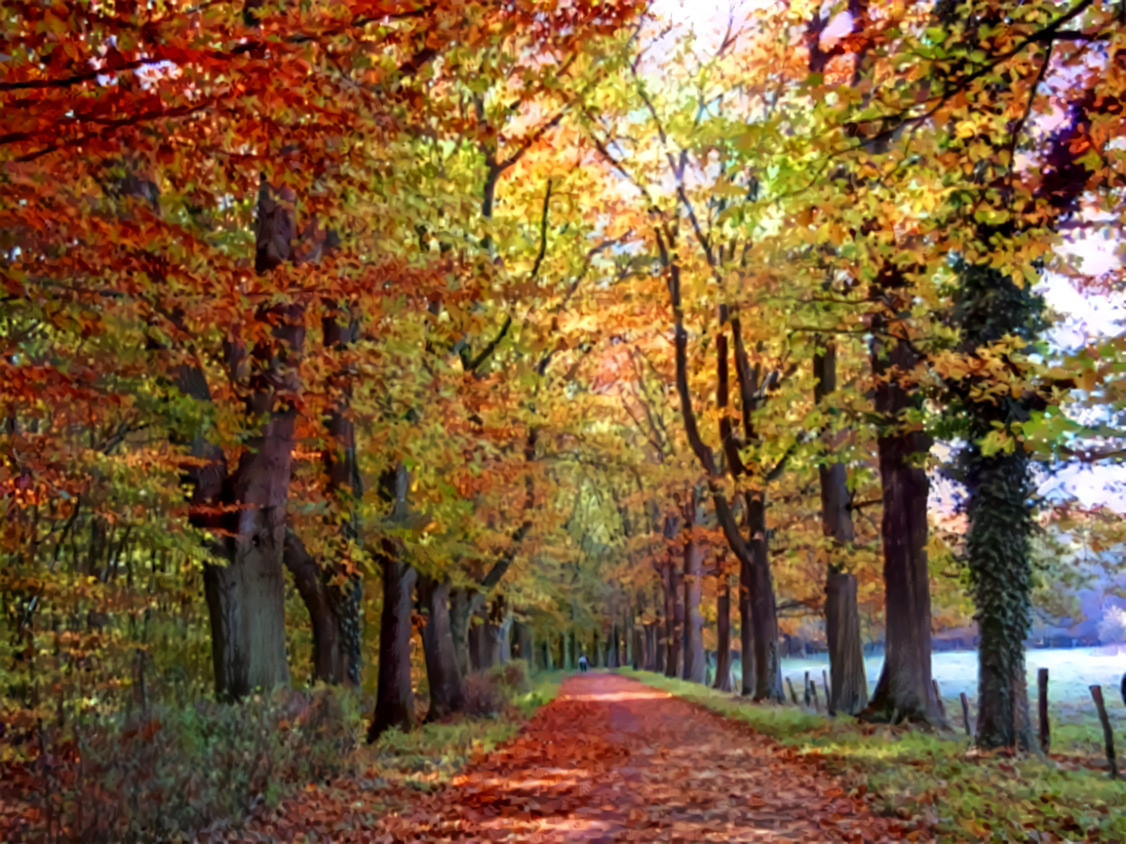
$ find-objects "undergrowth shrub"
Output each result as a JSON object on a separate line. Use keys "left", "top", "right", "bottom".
{"left": 1, "top": 687, "right": 363, "bottom": 842}
{"left": 488, "top": 659, "right": 532, "bottom": 698}
{"left": 459, "top": 659, "right": 532, "bottom": 717}
{"left": 461, "top": 672, "right": 506, "bottom": 718}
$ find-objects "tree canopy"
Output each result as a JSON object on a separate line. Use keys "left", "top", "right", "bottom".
{"left": 3, "top": 2, "right": 1126, "bottom": 828}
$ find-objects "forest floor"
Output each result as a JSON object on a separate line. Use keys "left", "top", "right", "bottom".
{"left": 360, "top": 672, "right": 923, "bottom": 842}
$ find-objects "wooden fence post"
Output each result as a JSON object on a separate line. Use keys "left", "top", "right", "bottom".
{"left": 932, "top": 680, "right": 948, "bottom": 720}
{"left": 1090, "top": 685, "right": 1118, "bottom": 779}
{"left": 804, "top": 671, "right": 811, "bottom": 707}
{"left": 1038, "top": 668, "right": 1050, "bottom": 755}
{"left": 810, "top": 680, "right": 821, "bottom": 713}
{"left": 959, "top": 692, "right": 971, "bottom": 737}
{"left": 786, "top": 677, "right": 799, "bottom": 706}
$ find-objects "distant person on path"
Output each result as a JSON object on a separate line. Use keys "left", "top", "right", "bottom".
{"left": 578, "top": 653, "right": 589, "bottom": 673}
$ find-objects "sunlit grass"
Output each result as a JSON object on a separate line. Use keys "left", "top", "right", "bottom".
{"left": 622, "top": 668, "right": 1126, "bottom": 841}
{"left": 368, "top": 672, "right": 562, "bottom": 790}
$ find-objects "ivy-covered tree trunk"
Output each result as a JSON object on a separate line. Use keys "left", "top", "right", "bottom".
{"left": 945, "top": 28, "right": 1091, "bottom": 745}
{"left": 276, "top": 278, "right": 363, "bottom": 686}
{"left": 966, "top": 448, "right": 1034, "bottom": 749}
{"left": 419, "top": 574, "right": 465, "bottom": 721}
{"left": 714, "top": 579, "right": 733, "bottom": 692}
{"left": 863, "top": 320, "right": 942, "bottom": 724}
{"left": 683, "top": 538, "right": 706, "bottom": 684}
{"left": 952, "top": 261, "right": 1046, "bottom": 750}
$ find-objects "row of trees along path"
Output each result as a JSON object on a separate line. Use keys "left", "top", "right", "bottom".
{"left": 3, "top": 2, "right": 1126, "bottom": 838}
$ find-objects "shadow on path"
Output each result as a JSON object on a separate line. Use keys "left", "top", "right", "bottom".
{"left": 372, "top": 672, "right": 926, "bottom": 842}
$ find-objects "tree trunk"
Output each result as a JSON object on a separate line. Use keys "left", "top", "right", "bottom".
{"left": 468, "top": 612, "right": 491, "bottom": 672}
{"left": 283, "top": 530, "right": 343, "bottom": 684}
{"left": 319, "top": 308, "right": 364, "bottom": 686}
{"left": 953, "top": 260, "right": 1047, "bottom": 750}
{"left": 714, "top": 580, "right": 733, "bottom": 692}
{"left": 194, "top": 181, "right": 302, "bottom": 701}
{"left": 203, "top": 394, "right": 298, "bottom": 699}
{"left": 664, "top": 560, "right": 682, "bottom": 678}
{"left": 418, "top": 574, "right": 464, "bottom": 722}
{"left": 492, "top": 609, "right": 512, "bottom": 665}
{"left": 514, "top": 619, "right": 533, "bottom": 665}
{"left": 958, "top": 64, "right": 1090, "bottom": 750}
{"left": 368, "top": 550, "right": 417, "bottom": 741}
{"left": 661, "top": 276, "right": 782, "bottom": 701}
{"left": 746, "top": 492, "right": 783, "bottom": 701}
{"left": 815, "top": 342, "right": 868, "bottom": 715}
{"left": 826, "top": 569, "right": 867, "bottom": 714}
{"left": 683, "top": 539, "right": 706, "bottom": 684}
{"left": 739, "top": 556, "right": 754, "bottom": 696}
{"left": 369, "top": 464, "right": 418, "bottom": 741}
{"left": 449, "top": 588, "right": 472, "bottom": 679}
{"left": 968, "top": 451, "right": 1033, "bottom": 749}
{"left": 608, "top": 621, "right": 621, "bottom": 668}
{"left": 862, "top": 330, "right": 942, "bottom": 724}
{"left": 624, "top": 610, "right": 634, "bottom": 666}
{"left": 203, "top": 534, "right": 291, "bottom": 700}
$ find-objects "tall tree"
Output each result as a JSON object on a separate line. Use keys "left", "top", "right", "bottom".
{"left": 937, "top": 0, "right": 1108, "bottom": 747}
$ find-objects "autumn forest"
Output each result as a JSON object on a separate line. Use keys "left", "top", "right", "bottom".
{"left": 3, "top": 0, "right": 1126, "bottom": 840}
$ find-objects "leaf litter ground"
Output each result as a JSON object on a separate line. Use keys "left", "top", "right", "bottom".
{"left": 365, "top": 673, "right": 925, "bottom": 842}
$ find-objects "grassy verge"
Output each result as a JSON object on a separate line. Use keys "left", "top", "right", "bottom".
{"left": 620, "top": 668, "right": 1125, "bottom": 842}
{"left": 371, "top": 670, "right": 563, "bottom": 791}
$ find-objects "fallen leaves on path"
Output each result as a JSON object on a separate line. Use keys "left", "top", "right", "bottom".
{"left": 366, "top": 674, "right": 928, "bottom": 842}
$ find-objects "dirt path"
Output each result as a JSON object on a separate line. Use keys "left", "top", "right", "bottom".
{"left": 372, "top": 673, "right": 925, "bottom": 842}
